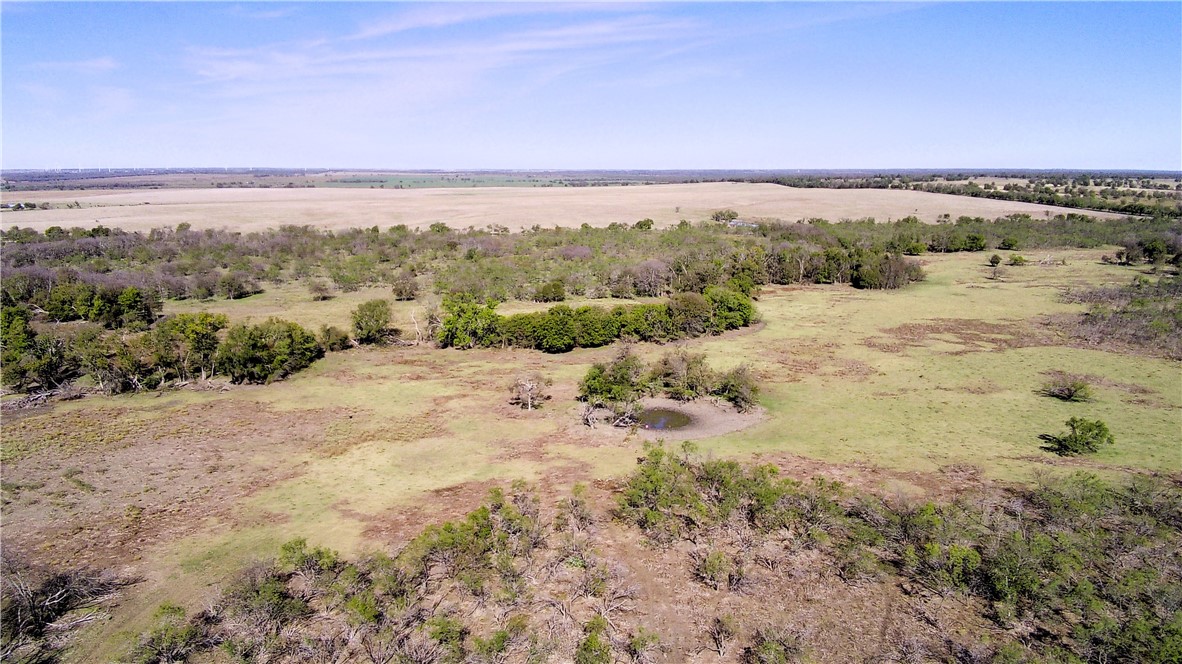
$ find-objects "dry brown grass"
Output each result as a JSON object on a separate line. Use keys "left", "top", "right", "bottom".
{"left": 0, "top": 182, "right": 1121, "bottom": 233}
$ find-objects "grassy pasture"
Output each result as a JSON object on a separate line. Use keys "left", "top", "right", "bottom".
{"left": 2, "top": 248, "right": 1178, "bottom": 661}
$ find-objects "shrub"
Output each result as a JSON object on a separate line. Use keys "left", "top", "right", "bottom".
{"left": 692, "top": 549, "right": 735, "bottom": 590}
{"left": 1008, "top": 255, "right": 1028, "bottom": 266}
{"left": 390, "top": 270, "right": 419, "bottom": 300}
{"left": 990, "top": 254, "right": 1002, "bottom": 267}
{"left": 437, "top": 296, "right": 501, "bottom": 349}
{"left": 128, "top": 603, "right": 207, "bottom": 664}
{"left": 704, "top": 286, "right": 755, "bottom": 332}
{"left": 307, "top": 280, "right": 334, "bottom": 301}
{"left": 1041, "top": 372, "right": 1094, "bottom": 401}
{"left": 667, "top": 292, "right": 714, "bottom": 338}
{"left": 713, "top": 365, "right": 760, "bottom": 412}
{"left": 742, "top": 627, "right": 806, "bottom": 664}
{"left": 648, "top": 350, "right": 715, "bottom": 401}
{"left": 533, "top": 279, "right": 566, "bottom": 303}
{"left": 534, "top": 305, "right": 576, "bottom": 353}
{"left": 574, "top": 615, "right": 612, "bottom": 664}
{"left": 572, "top": 306, "right": 619, "bottom": 348}
{"left": 216, "top": 319, "right": 323, "bottom": 384}
{"left": 319, "top": 325, "right": 351, "bottom": 352}
{"left": 352, "top": 299, "right": 395, "bottom": 345}
{"left": 1039, "top": 417, "right": 1115, "bottom": 456}
{"left": 579, "top": 347, "right": 648, "bottom": 406}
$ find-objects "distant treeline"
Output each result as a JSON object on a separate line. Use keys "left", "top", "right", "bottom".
{"left": 4, "top": 213, "right": 1176, "bottom": 313}
{"left": 738, "top": 174, "right": 1182, "bottom": 218}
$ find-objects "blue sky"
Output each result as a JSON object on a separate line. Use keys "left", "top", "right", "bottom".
{"left": 3, "top": 2, "right": 1180, "bottom": 170}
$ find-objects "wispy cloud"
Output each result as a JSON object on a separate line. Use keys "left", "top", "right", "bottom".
{"left": 32, "top": 56, "right": 119, "bottom": 73}
{"left": 227, "top": 5, "right": 300, "bottom": 21}
{"left": 345, "top": 4, "right": 612, "bottom": 42}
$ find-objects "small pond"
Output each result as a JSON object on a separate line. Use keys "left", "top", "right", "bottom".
{"left": 637, "top": 408, "right": 693, "bottom": 431}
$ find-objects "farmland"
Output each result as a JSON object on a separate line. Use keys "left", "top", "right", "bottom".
{"left": 0, "top": 181, "right": 1128, "bottom": 235}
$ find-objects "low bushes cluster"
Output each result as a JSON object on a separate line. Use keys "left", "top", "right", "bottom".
{"left": 578, "top": 348, "right": 760, "bottom": 422}
{"left": 1062, "top": 275, "right": 1182, "bottom": 359}
{"left": 617, "top": 444, "right": 1182, "bottom": 662}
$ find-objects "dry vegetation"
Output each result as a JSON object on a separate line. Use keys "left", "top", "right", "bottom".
{"left": 0, "top": 182, "right": 1123, "bottom": 235}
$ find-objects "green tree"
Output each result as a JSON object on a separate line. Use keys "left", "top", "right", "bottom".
{"left": 150, "top": 312, "right": 229, "bottom": 380}
{"left": 216, "top": 319, "right": 323, "bottom": 384}
{"left": 352, "top": 299, "right": 394, "bottom": 345}
{"left": 534, "top": 305, "right": 576, "bottom": 353}
{"left": 437, "top": 297, "right": 501, "bottom": 349}
{"left": 1040, "top": 417, "right": 1115, "bottom": 456}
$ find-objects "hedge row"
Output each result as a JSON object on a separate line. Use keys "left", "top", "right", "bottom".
{"left": 438, "top": 286, "right": 757, "bottom": 353}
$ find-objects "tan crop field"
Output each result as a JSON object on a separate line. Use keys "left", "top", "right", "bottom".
{"left": 0, "top": 182, "right": 1122, "bottom": 234}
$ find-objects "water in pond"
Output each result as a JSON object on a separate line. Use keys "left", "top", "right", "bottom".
{"left": 637, "top": 408, "right": 693, "bottom": 431}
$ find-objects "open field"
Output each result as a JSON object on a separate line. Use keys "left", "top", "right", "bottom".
{"left": 2, "top": 247, "right": 1177, "bottom": 661}
{"left": 0, "top": 182, "right": 1124, "bottom": 234}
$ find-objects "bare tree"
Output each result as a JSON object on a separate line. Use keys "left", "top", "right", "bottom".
{"left": 509, "top": 374, "right": 552, "bottom": 410}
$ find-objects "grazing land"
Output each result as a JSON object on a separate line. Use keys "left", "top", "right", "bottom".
{"left": 0, "top": 181, "right": 1126, "bottom": 234}
{"left": 1, "top": 193, "right": 1179, "bottom": 663}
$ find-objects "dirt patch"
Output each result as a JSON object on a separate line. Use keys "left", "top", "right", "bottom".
{"left": 752, "top": 452, "right": 995, "bottom": 502}
{"left": 0, "top": 399, "right": 337, "bottom": 569}
{"left": 865, "top": 318, "right": 1053, "bottom": 355}
{"left": 763, "top": 339, "right": 880, "bottom": 382}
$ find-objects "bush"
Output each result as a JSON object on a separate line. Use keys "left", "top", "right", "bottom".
{"left": 742, "top": 627, "right": 806, "bottom": 664}
{"left": 352, "top": 299, "right": 395, "bottom": 345}
{"left": 1008, "top": 255, "right": 1028, "bottom": 266}
{"left": 390, "top": 270, "right": 419, "bottom": 300}
{"left": 713, "top": 365, "right": 760, "bottom": 412}
{"left": 648, "top": 350, "right": 715, "bottom": 401}
{"left": 128, "top": 603, "right": 208, "bottom": 664}
{"left": 1041, "top": 372, "right": 1094, "bottom": 401}
{"left": 437, "top": 297, "right": 501, "bottom": 349}
{"left": 533, "top": 279, "right": 566, "bottom": 303}
{"left": 579, "top": 347, "right": 648, "bottom": 406}
{"left": 572, "top": 306, "right": 619, "bottom": 348}
{"left": 574, "top": 615, "right": 612, "bottom": 664}
{"left": 704, "top": 286, "right": 755, "bottom": 332}
{"left": 216, "top": 319, "right": 323, "bottom": 384}
{"left": 534, "top": 305, "right": 576, "bottom": 353}
{"left": 319, "top": 325, "right": 351, "bottom": 352}
{"left": 1039, "top": 417, "right": 1115, "bottom": 456}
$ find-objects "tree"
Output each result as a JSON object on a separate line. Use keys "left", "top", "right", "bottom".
{"left": 352, "top": 299, "right": 394, "bottom": 345}
{"left": 437, "top": 297, "right": 500, "bottom": 349}
{"left": 216, "top": 319, "right": 323, "bottom": 384}
{"left": 150, "top": 312, "right": 229, "bottom": 380}
{"left": 713, "top": 365, "right": 759, "bottom": 412}
{"left": 534, "top": 305, "right": 576, "bottom": 353}
{"left": 509, "top": 374, "right": 552, "bottom": 410}
{"left": 579, "top": 346, "right": 648, "bottom": 422}
{"left": 649, "top": 350, "right": 714, "bottom": 401}
{"left": 1039, "top": 417, "right": 1114, "bottom": 456}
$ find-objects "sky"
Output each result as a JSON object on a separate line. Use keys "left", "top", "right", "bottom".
{"left": 2, "top": 2, "right": 1180, "bottom": 170}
